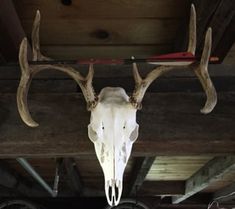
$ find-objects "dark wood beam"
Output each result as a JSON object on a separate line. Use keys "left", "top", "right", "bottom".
{"left": 172, "top": 156, "right": 235, "bottom": 204}
{"left": 213, "top": 181, "right": 235, "bottom": 203}
{"left": 0, "top": 92, "right": 235, "bottom": 157}
{"left": 0, "top": 64, "right": 235, "bottom": 94}
{"left": 64, "top": 158, "right": 83, "bottom": 195}
{"left": 0, "top": 0, "right": 31, "bottom": 61}
{"left": 128, "top": 157, "right": 155, "bottom": 196}
{"left": 139, "top": 181, "right": 185, "bottom": 196}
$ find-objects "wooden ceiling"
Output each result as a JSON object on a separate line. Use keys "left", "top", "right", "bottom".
{"left": 0, "top": 0, "right": 234, "bottom": 208}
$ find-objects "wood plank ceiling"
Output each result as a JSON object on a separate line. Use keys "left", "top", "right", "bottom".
{"left": 13, "top": 0, "right": 189, "bottom": 59}
{"left": 0, "top": 0, "right": 234, "bottom": 208}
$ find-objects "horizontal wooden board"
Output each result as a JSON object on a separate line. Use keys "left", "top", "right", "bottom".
{"left": 13, "top": 0, "right": 189, "bottom": 19}
{"left": 0, "top": 92, "right": 235, "bottom": 157}
{"left": 40, "top": 45, "right": 172, "bottom": 59}
{"left": 202, "top": 166, "right": 235, "bottom": 192}
{"left": 139, "top": 181, "right": 185, "bottom": 195}
{"left": 146, "top": 156, "right": 213, "bottom": 181}
{"left": 1, "top": 64, "right": 235, "bottom": 80}
{"left": 21, "top": 19, "right": 181, "bottom": 45}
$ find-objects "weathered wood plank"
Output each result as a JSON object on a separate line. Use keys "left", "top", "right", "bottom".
{"left": 41, "top": 45, "right": 172, "bottom": 59}
{"left": 1, "top": 76, "right": 235, "bottom": 94}
{"left": 139, "top": 181, "right": 185, "bottom": 196}
{"left": 13, "top": 0, "right": 189, "bottom": 19}
{"left": 172, "top": 156, "right": 235, "bottom": 204}
{"left": 1, "top": 64, "right": 235, "bottom": 80}
{"left": 146, "top": 156, "right": 212, "bottom": 181}
{"left": 21, "top": 19, "right": 180, "bottom": 45}
{"left": 0, "top": 93, "right": 235, "bottom": 157}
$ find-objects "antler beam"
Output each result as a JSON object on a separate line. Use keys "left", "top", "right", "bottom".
{"left": 17, "top": 11, "right": 98, "bottom": 127}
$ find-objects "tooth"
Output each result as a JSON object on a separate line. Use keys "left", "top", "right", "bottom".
{"left": 105, "top": 182, "right": 113, "bottom": 206}
{"left": 114, "top": 181, "right": 123, "bottom": 206}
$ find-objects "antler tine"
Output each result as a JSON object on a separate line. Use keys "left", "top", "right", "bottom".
{"left": 32, "top": 10, "right": 51, "bottom": 61}
{"left": 187, "top": 4, "right": 196, "bottom": 55}
{"left": 130, "top": 4, "right": 217, "bottom": 114}
{"left": 130, "top": 63, "right": 174, "bottom": 109}
{"left": 17, "top": 11, "right": 97, "bottom": 127}
{"left": 194, "top": 28, "right": 217, "bottom": 114}
{"left": 17, "top": 38, "right": 38, "bottom": 127}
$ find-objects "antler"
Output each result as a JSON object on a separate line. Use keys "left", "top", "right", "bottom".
{"left": 130, "top": 4, "right": 217, "bottom": 114}
{"left": 17, "top": 10, "right": 98, "bottom": 127}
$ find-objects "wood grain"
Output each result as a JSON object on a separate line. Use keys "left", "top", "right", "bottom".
{"left": 146, "top": 156, "right": 213, "bottom": 181}
{"left": 41, "top": 45, "right": 172, "bottom": 59}
{"left": 0, "top": 93, "right": 235, "bottom": 157}
{"left": 21, "top": 19, "right": 180, "bottom": 45}
{"left": 13, "top": 0, "right": 189, "bottom": 19}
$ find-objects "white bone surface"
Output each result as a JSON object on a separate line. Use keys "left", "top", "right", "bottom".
{"left": 88, "top": 87, "right": 139, "bottom": 206}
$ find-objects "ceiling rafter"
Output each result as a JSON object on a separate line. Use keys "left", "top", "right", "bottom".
{"left": 172, "top": 156, "right": 235, "bottom": 204}
{"left": 64, "top": 158, "right": 84, "bottom": 195}
{"left": 127, "top": 157, "right": 155, "bottom": 196}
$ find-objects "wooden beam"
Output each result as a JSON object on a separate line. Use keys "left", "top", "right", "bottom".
{"left": 0, "top": 92, "right": 235, "bottom": 157}
{"left": 128, "top": 157, "right": 155, "bottom": 196}
{"left": 0, "top": 0, "right": 31, "bottom": 61}
{"left": 139, "top": 181, "right": 185, "bottom": 196}
{"left": 172, "top": 156, "right": 235, "bottom": 204}
{"left": 0, "top": 64, "right": 235, "bottom": 94}
{"left": 64, "top": 158, "right": 83, "bottom": 195}
{"left": 213, "top": 181, "right": 235, "bottom": 203}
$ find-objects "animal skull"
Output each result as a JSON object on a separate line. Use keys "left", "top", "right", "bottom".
{"left": 88, "top": 87, "right": 139, "bottom": 205}
{"left": 16, "top": 4, "right": 217, "bottom": 206}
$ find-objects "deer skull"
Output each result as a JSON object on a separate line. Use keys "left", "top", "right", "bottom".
{"left": 16, "top": 4, "right": 217, "bottom": 206}
{"left": 88, "top": 87, "right": 139, "bottom": 205}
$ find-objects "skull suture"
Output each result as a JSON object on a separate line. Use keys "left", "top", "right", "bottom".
{"left": 88, "top": 87, "right": 139, "bottom": 206}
